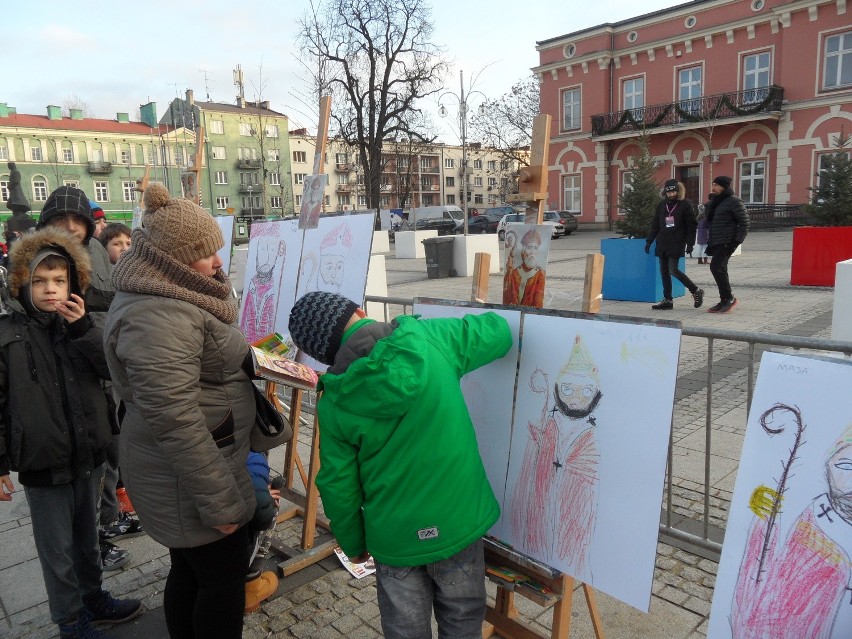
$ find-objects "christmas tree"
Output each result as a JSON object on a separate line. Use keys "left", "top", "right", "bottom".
{"left": 806, "top": 132, "right": 852, "bottom": 226}
{"left": 615, "top": 134, "right": 661, "bottom": 238}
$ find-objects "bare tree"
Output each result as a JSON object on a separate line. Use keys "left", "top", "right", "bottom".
{"left": 470, "top": 75, "right": 539, "bottom": 168}
{"left": 297, "top": 0, "right": 449, "bottom": 225}
{"left": 62, "top": 94, "right": 94, "bottom": 118}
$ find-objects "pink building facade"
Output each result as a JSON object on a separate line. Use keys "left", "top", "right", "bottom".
{"left": 535, "top": 0, "right": 852, "bottom": 227}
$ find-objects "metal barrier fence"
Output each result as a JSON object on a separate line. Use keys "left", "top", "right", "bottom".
{"left": 351, "top": 296, "right": 852, "bottom": 559}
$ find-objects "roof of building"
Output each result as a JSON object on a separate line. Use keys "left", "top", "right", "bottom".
{"left": 536, "top": 0, "right": 708, "bottom": 46}
{"left": 0, "top": 113, "right": 175, "bottom": 135}
{"left": 192, "top": 100, "right": 287, "bottom": 117}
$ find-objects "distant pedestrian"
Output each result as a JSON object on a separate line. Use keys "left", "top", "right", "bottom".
{"left": 705, "top": 176, "right": 749, "bottom": 313}
{"left": 695, "top": 199, "right": 710, "bottom": 265}
{"left": 645, "top": 179, "right": 704, "bottom": 310}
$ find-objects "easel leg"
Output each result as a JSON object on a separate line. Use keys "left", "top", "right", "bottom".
{"left": 283, "top": 388, "right": 303, "bottom": 489}
{"left": 301, "top": 410, "right": 322, "bottom": 549}
{"left": 581, "top": 583, "right": 605, "bottom": 639}
{"left": 551, "top": 575, "right": 573, "bottom": 639}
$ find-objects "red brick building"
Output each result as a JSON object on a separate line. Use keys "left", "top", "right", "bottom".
{"left": 535, "top": 0, "right": 851, "bottom": 227}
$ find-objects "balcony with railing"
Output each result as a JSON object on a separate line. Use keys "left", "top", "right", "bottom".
{"left": 419, "top": 165, "right": 440, "bottom": 174}
{"left": 238, "top": 184, "right": 260, "bottom": 194}
{"left": 591, "top": 85, "right": 784, "bottom": 138}
{"left": 239, "top": 208, "right": 265, "bottom": 219}
{"left": 87, "top": 161, "right": 112, "bottom": 174}
{"left": 237, "top": 158, "right": 262, "bottom": 169}
{"left": 336, "top": 184, "right": 352, "bottom": 193}
{"left": 335, "top": 163, "right": 350, "bottom": 172}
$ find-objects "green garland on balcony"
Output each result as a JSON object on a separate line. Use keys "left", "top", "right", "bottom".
{"left": 597, "top": 86, "right": 782, "bottom": 136}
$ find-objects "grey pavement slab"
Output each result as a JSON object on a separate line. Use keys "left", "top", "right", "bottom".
{"left": 1, "top": 228, "right": 844, "bottom": 638}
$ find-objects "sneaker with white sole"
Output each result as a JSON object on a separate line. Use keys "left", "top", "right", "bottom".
{"left": 100, "top": 513, "right": 145, "bottom": 541}
{"left": 100, "top": 541, "right": 130, "bottom": 571}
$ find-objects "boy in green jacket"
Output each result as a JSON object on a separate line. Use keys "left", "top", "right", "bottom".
{"left": 289, "top": 291, "right": 512, "bottom": 639}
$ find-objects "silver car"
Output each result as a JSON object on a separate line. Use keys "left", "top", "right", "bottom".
{"left": 497, "top": 213, "right": 565, "bottom": 240}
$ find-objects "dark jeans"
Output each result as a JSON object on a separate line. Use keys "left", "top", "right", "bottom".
{"left": 164, "top": 525, "right": 251, "bottom": 639}
{"left": 709, "top": 246, "right": 735, "bottom": 301}
{"left": 375, "top": 539, "right": 486, "bottom": 639}
{"left": 26, "top": 467, "right": 103, "bottom": 623}
{"left": 658, "top": 255, "right": 697, "bottom": 300}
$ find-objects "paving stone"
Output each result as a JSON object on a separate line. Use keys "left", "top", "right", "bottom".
{"left": 353, "top": 600, "right": 381, "bottom": 622}
{"left": 683, "top": 596, "right": 712, "bottom": 616}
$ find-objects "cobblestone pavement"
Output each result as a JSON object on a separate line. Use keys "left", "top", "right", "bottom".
{"left": 1, "top": 229, "right": 841, "bottom": 638}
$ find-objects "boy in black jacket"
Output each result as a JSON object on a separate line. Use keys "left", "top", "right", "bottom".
{"left": 0, "top": 227, "right": 141, "bottom": 639}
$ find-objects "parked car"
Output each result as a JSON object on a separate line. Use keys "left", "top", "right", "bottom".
{"left": 497, "top": 213, "right": 565, "bottom": 240}
{"left": 414, "top": 217, "right": 459, "bottom": 236}
{"left": 466, "top": 210, "right": 507, "bottom": 234}
{"left": 545, "top": 210, "right": 579, "bottom": 235}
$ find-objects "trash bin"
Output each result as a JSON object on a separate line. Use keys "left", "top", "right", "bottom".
{"left": 422, "top": 236, "right": 455, "bottom": 279}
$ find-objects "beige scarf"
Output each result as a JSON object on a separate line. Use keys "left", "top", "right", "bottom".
{"left": 112, "top": 230, "right": 237, "bottom": 324}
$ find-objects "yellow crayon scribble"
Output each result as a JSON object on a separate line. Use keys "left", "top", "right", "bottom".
{"left": 620, "top": 342, "right": 669, "bottom": 378}
{"left": 749, "top": 485, "right": 781, "bottom": 520}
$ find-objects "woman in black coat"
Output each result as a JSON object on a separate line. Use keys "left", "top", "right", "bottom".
{"left": 645, "top": 179, "right": 704, "bottom": 310}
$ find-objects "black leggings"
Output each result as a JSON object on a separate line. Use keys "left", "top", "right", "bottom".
{"left": 164, "top": 525, "right": 251, "bottom": 639}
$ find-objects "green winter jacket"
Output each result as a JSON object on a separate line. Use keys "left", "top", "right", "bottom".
{"left": 316, "top": 311, "right": 512, "bottom": 566}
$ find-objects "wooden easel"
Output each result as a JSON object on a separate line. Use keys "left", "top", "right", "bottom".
{"left": 266, "top": 381, "right": 337, "bottom": 576}
{"left": 507, "top": 114, "right": 551, "bottom": 225}
{"left": 482, "top": 540, "right": 605, "bottom": 639}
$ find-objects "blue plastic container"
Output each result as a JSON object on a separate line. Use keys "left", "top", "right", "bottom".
{"left": 600, "top": 237, "right": 686, "bottom": 302}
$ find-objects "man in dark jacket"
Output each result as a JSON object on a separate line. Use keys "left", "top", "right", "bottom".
{"left": 645, "top": 179, "right": 704, "bottom": 310}
{"left": 705, "top": 176, "right": 750, "bottom": 313}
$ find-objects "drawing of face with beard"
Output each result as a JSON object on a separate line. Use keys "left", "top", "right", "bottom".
{"left": 520, "top": 228, "right": 541, "bottom": 270}
{"left": 554, "top": 335, "right": 602, "bottom": 419}
{"left": 318, "top": 222, "right": 352, "bottom": 292}
{"left": 255, "top": 239, "right": 280, "bottom": 284}
{"left": 826, "top": 423, "right": 852, "bottom": 526}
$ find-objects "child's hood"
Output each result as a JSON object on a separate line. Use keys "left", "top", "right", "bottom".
{"left": 7, "top": 227, "right": 92, "bottom": 298}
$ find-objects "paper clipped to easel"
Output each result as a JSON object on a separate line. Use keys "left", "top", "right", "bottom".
{"left": 334, "top": 547, "right": 376, "bottom": 579}
{"left": 250, "top": 345, "right": 318, "bottom": 390}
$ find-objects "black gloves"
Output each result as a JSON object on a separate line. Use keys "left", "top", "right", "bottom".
{"left": 644, "top": 243, "right": 651, "bottom": 254}
{"left": 687, "top": 246, "right": 694, "bottom": 257}
{"left": 726, "top": 241, "right": 740, "bottom": 253}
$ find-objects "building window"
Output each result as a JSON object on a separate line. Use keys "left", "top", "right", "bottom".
{"left": 501, "top": 160, "right": 510, "bottom": 170}
{"left": 623, "top": 77, "right": 645, "bottom": 117}
{"left": 94, "top": 181, "right": 108, "bottom": 201}
{"left": 488, "top": 177, "right": 497, "bottom": 187}
{"left": 474, "top": 176, "right": 483, "bottom": 187}
{"left": 446, "top": 176, "right": 455, "bottom": 187}
{"left": 295, "top": 195, "right": 302, "bottom": 206}
{"left": 446, "top": 194, "right": 455, "bottom": 204}
{"left": 474, "top": 194, "right": 483, "bottom": 204}
{"left": 270, "top": 196, "right": 282, "bottom": 209}
{"left": 444, "top": 158, "right": 454, "bottom": 168}
{"left": 338, "top": 173, "right": 349, "bottom": 185}
{"left": 486, "top": 160, "right": 496, "bottom": 171}
{"left": 824, "top": 32, "right": 852, "bottom": 89}
{"left": 31, "top": 146, "right": 43, "bottom": 162}
{"left": 561, "top": 87, "right": 581, "bottom": 131}
{"left": 62, "top": 148, "right": 74, "bottom": 162}
{"left": 0, "top": 144, "right": 7, "bottom": 160}
{"left": 174, "top": 148, "right": 184, "bottom": 166}
{"left": 239, "top": 122, "right": 253, "bottom": 136}
{"left": 238, "top": 147, "right": 258, "bottom": 160}
{"left": 265, "top": 125, "right": 279, "bottom": 138}
{"left": 743, "top": 52, "right": 771, "bottom": 102}
{"left": 398, "top": 157, "right": 409, "bottom": 170}
{"left": 627, "top": 31, "right": 638, "bottom": 43}
{"left": 268, "top": 149, "right": 280, "bottom": 161}
{"left": 488, "top": 194, "right": 496, "bottom": 204}
{"left": 209, "top": 120, "right": 224, "bottom": 134}
{"left": 335, "top": 153, "right": 349, "bottom": 165}
{"left": 621, "top": 171, "right": 634, "bottom": 197}
{"left": 64, "top": 180, "right": 79, "bottom": 188}
{"left": 678, "top": 66, "right": 702, "bottom": 115}
{"left": 240, "top": 171, "right": 259, "bottom": 185}
{"left": 293, "top": 150, "right": 306, "bottom": 163}
{"left": 122, "top": 181, "right": 135, "bottom": 202}
{"left": 380, "top": 196, "right": 390, "bottom": 207}
{"left": 339, "top": 194, "right": 351, "bottom": 207}
{"left": 215, "top": 171, "right": 228, "bottom": 184}
{"left": 294, "top": 173, "right": 306, "bottom": 185}
{"left": 817, "top": 150, "right": 851, "bottom": 189}
{"left": 148, "top": 148, "right": 158, "bottom": 165}
{"left": 269, "top": 172, "right": 280, "bottom": 186}
{"left": 324, "top": 195, "right": 330, "bottom": 206}
{"left": 121, "top": 150, "right": 131, "bottom": 164}
{"left": 563, "top": 174, "right": 581, "bottom": 212}
{"left": 211, "top": 146, "right": 227, "bottom": 160}
{"left": 0, "top": 180, "right": 8, "bottom": 201}
{"left": 357, "top": 195, "right": 367, "bottom": 207}
{"left": 422, "top": 194, "right": 434, "bottom": 205}
{"left": 473, "top": 159, "right": 482, "bottom": 169}
{"left": 33, "top": 178, "right": 48, "bottom": 201}
{"left": 419, "top": 157, "right": 432, "bottom": 170}
{"left": 739, "top": 160, "right": 765, "bottom": 204}
{"left": 564, "top": 43, "right": 577, "bottom": 59}
{"left": 216, "top": 196, "right": 229, "bottom": 210}
{"left": 684, "top": 16, "right": 697, "bottom": 28}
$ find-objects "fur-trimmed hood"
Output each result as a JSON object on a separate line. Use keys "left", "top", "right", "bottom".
{"left": 662, "top": 181, "right": 687, "bottom": 200}
{"left": 7, "top": 227, "right": 92, "bottom": 298}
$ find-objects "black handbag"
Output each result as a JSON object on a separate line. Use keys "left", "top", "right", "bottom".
{"left": 250, "top": 383, "right": 293, "bottom": 452}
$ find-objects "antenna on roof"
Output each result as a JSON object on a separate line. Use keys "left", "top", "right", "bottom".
{"left": 200, "top": 69, "right": 213, "bottom": 102}
{"left": 233, "top": 64, "right": 245, "bottom": 106}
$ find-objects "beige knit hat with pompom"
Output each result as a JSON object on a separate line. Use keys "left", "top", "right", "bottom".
{"left": 141, "top": 182, "right": 223, "bottom": 265}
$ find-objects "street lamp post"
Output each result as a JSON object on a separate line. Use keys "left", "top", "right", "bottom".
{"left": 439, "top": 70, "right": 485, "bottom": 236}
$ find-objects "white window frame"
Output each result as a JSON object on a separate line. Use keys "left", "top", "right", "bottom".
{"left": 63, "top": 180, "right": 79, "bottom": 188}
{"left": 267, "top": 149, "right": 280, "bottom": 161}
{"left": 269, "top": 172, "right": 280, "bottom": 186}
{"left": 295, "top": 195, "right": 302, "bottom": 206}
{"left": 474, "top": 176, "right": 483, "bottom": 187}
{"left": 122, "top": 181, "right": 135, "bottom": 202}
{"left": 294, "top": 173, "right": 306, "bottom": 185}
{"left": 419, "top": 157, "right": 432, "bottom": 170}
{"left": 562, "top": 174, "right": 581, "bottom": 212}
{"left": 816, "top": 150, "right": 851, "bottom": 189}
{"left": 445, "top": 176, "right": 455, "bottom": 187}
{"left": 216, "top": 196, "right": 229, "bottom": 210}
{"left": 488, "top": 177, "right": 497, "bottom": 187}
{"left": 270, "top": 195, "right": 282, "bottom": 209}
{"left": 211, "top": 146, "right": 227, "bottom": 160}
{"left": 357, "top": 195, "right": 367, "bottom": 207}
{"left": 678, "top": 66, "right": 702, "bottom": 115}
{"left": 446, "top": 194, "right": 455, "bottom": 204}
{"left": 0, "top": 180, "right": 8, "bottom": 201}
{"left": 209, "top": 120, "right": 224, "bottom": 134}
{"left": 265, "top": 124, "right": 279, "bottom": 138}
{"left": 824, "top": 31, "right": 852, "bottom": 89}
{"left": 62, "top": 147, "right": 74, "bottom": 163}
{"left": 33, "top": 178, "right": 48, "bottom": 201}
{"left": 742, "top": 51, "right": 771, "bottom": 103}
{"left": 473, "top": 159, "right": 482, "bottom": 169}
{"left": 94, "top": 181, "right": 109, "bottom": 201}
{"left": 0, "top": 144, "right": 7, "bottom": 160}
{"left": 335, "top": 152, "right": 349, "bottom": 165}
{"left": 487, "top": 160, "right": 497, "bottom": 171}
{"left": 561, "top": 87, "right": 581, "bottom": 131}
{"left": 214, "top": 171, "right": 228, "bottom": 185}
{"left": 623, "top": 77, "right": 645, "bottom": 116}
{"left": 338, "top": 194, "right": 351, "bottom": 206}
{"left": 293, "top": 150, "right": 306, "bottom": 163}
{"left": 31, "top": 146, "right": 43, "bottom": 162}
{"left": 120, "top": 150, "right": 131, "bottom": 164}
{"left": 444, "top": 158, "right": 455, "bottom": 168}
{"left": 239, "top": 122, "right": 253, "bottom": 136}
{"left": 338, "top": 173, "right": 349, "bottom": 185}
{"left": 739, "top": 160, "right": 766, "bottom": 204}
{"left": 474, "top": 193, "right": 483, "bottom": 204}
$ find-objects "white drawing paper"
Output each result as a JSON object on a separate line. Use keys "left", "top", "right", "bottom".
{"left": 708, "top": 351, "right": 852, "bottom": 639}
{"left": 214, "top": 215, "right": 235, "bottom": 275}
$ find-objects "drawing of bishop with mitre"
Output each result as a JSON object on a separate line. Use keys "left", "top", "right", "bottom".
{"left": 510, "top": 335, "right": 601, "bottom": 580}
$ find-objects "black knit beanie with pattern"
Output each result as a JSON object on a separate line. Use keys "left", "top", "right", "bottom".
{"left": 288, "top": 291, "right": 360, "bottom": 365}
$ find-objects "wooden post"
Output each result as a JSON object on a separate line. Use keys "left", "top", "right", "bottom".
{"left": 471, "top": 252, "right": 491, "bottom": 302}
{"left": 299, "top": 96, "right": 332, "bottom": 229}
{"left": 582, "top": 253, "right": 605, "bottom": 314}
{"left": 507, "top": 114, "right": 552, "bottom": 225}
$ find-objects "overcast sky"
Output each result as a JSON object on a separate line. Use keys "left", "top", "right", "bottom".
{"left": 8, "top": 0, "right": 677, "bottom": 142}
